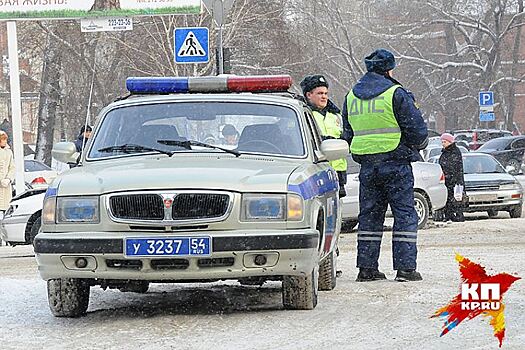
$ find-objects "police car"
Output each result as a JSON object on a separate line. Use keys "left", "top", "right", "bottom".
{"left": 34, "top": 75, "right": 349, "bottom": 317}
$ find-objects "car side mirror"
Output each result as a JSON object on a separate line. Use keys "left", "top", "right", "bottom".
{"left": 505, "top": 165, "right": 517, "bottom": 174}
{"left": 52, "top": 142, "right": 80, "bottom": 164}
{"left": 319, "top": 139, "right": 349, "bottom": 161}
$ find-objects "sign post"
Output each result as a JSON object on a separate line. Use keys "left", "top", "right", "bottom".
{"left": 7, "top": 22, "right": 25, "bottom": 195}
{"left": 479, "top": 91, "right": 495, "bottom": 124}
{"left": 202, "top": 0, "right": 235, "bottom": 74}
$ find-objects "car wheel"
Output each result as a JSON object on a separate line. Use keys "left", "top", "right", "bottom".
{"left": 47, "top": 278, "right": 90, "bottom": 317}
{"left": 506, "top": 159, "right": 521, "bottom": 175}
{"left": 318, "top": 251, "right": 336, "bottom": 291}
{"left": 509, "top": 204, "right": 522, "bottom": 218}
{"left": 282, "top": 267, "right": 318, "bottom": 310}
{"left": 118, "top": 280, "right": 149, "bottom": 293}
{"left": 28, "top": 215, "right": 41, "bottom": 245}
{"left": 414, "top": 192, "right": 430, "bottom": 229}
{"left": 487, "top": 209, "right": 498, "bottom": 218}
{"left": 341, "top": 220, "right": 358, "bottom": 232}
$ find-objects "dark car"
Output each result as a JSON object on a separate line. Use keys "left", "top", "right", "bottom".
{"left": 453, "top": 129, "right": 513, "bottom": 150}
{"left": 477, "top": 136, "right": 525, "bottom": 174}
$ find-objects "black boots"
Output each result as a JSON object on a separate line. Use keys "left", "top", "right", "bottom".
{"left": 356, "top": 268, "right": 423, "bottom": 282}
{"left": 356, "top": 268, "right": 387, "bottom": 282}
{"left": 395, "top": 269, "right": 423, "bottom": 282}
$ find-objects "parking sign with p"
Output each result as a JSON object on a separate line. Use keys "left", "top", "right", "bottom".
{"left": 479, "top": 91, "right": 494, "bottom": 107}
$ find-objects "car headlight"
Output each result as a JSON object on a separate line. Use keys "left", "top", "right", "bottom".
{"left": 500, "top": 182, "right": 521, "bottom": 190}
{"left": 241, "top": 194, "right": 303, "bottom": 221}
{"left": 56, "top": 197, "right": 100, "bottom": 223}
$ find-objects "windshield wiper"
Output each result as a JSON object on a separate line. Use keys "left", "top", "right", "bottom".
{"left": 97, "top": 144, "right": 176, "bottom": 157}
{"left": 158, "top": 139, "right": 241, "bottom": 157}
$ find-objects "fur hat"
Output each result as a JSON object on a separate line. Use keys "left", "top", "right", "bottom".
{"left": 300, "top": 75, "right": 329, "bottom": 95}
{"left": 364, "top": 49, "right": 396, "bottom": 74}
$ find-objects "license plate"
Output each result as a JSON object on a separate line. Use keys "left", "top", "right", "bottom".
{"left": 125, "top": 237, "right": 211, "bottom": 257}
{"left": 470, "top": 194, "right": 497, "bottom": 202}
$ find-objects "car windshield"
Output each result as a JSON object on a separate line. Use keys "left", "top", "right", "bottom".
{"left": 463, "top": 155, "right": 506, "bottom": 174}
{"left": 477, "top": 138, "right": 511, "bottom": 151}
{"left": 88, "top": 101, "right": 305, "bottom": 159}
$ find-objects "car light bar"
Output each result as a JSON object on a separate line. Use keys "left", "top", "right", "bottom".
{"left": 126, "top": 75, "right": 292, "bottom": 94}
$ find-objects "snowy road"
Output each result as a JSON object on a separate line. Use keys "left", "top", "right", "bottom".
{"left": 1, "top": 216, "right": 524, "bottom": 350}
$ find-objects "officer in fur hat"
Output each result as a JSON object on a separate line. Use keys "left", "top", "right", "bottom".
{"left": 301, "top": 75, "right": 348, "bottom": 198}
{"left": 342, "top": 49, "right": 428, "bottom": 282}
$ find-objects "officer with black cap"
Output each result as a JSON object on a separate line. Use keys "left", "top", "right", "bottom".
{"left": 300, "top": 75, "right": 348, "bottom": 198}
{"left": 342, "top": 49, "right": 428, "bottom": 282}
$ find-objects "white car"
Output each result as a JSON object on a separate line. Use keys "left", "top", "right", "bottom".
{"left": 341, "top": 157, "right": 447, "bottom": 230}
{"left": 24, "top": 160, "right": 58, "bottom": 189}
{"left": 421, "top": 144, "right": 469, "bottom": 162}
{"left": 0, "top": 189, "right": 45, "bottom": 245}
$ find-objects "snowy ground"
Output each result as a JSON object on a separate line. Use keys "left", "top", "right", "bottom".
{"left": 0, "top": 214, "right": 524, "bottom": 350}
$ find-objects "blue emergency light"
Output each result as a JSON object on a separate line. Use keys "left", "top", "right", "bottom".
{"left": 126, "top": 75, "right": 292, "bottom": 94}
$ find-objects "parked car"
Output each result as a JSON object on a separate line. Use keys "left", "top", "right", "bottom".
{"left": 24, "top": 159, "right": 58, "bottom": 188}
{"left": 341, "top": 156, "right": 447, "bottom": 230}
{"left": 34, "top": 75, "right": 349, "bottom": 317}
{"left": 429, "top": 153, "right": 523, "bottom": 218}
{"left": 453, "top": 129, "right": 512, "bottom": 150}
{"left": 421, "top": 144, "right": 468, "bottom": 162}
{"left": 0, "top": 189, "right": 45, "bottom": 245}
{"left": 476, "top": 136, "right": 525, "bottom": 175}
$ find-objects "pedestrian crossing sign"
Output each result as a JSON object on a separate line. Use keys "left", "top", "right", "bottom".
{"left": 174, "top": 27, "right": 209, "bottom": 64}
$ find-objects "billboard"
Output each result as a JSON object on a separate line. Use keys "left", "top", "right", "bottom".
{"left": 0, "top": 0, "right": 201, "bottom": 20}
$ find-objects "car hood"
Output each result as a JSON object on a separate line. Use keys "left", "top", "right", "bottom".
{"left": 54, "top": 155, "right": 301, "bottom": 195}
{"left": 464, "top": 172, "right": 517, "bottom": 185}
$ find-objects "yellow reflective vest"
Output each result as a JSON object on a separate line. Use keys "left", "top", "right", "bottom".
{"left": 312, "top": 110, "right": 348, "bottom": 172}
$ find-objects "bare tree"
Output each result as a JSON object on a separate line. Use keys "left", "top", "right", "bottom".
{"left": 90, "top": 0, "right": 121, "bottom": 11}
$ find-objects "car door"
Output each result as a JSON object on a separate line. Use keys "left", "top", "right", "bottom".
{"left": 302, "top": 109, "right": 340, "bottom": 256}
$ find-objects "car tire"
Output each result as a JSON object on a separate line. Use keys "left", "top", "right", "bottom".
{"left": 487, "top": 210, "right": 498, "bottom": 218}
{"left": 414, "top": 192, "right": 430, "bottom": 229}
{"left": 28, "top": 215, "right": 41, "bottom": 245}
{"left": 318, "top": 251, "right": 336, "bottom": 291}
{"left": 282, "top": 267, "right": 318, "bottom": 310}
{"left": 341, "top": 220, "right": 358, "bottom": 232}
{"left": 509, "top": 204, "right": 522, "bottom": 218}
{"left": 118, "top": 280, "right": 149, "bottom": 293}
{"left": 47, "top": 278, "right": 90, "bottom": 317}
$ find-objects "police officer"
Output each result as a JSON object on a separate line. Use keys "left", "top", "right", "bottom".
{"left": 342, "top": 49, "right": 428, "bottom": 282}
{"left": 301, "top": 75, "right": 348, "bottom": 198}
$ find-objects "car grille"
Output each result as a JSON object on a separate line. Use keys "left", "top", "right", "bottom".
{"left": 172, "top": 193, "right": 230, "bottom": 219}
{"left": 110, "top": 194, "right": 164, "bottom": 220}
{"left": 465, "top": 180, "right": 502, "bottom": 192}
{"left": 109, "top": 192, "right": 231, "bottom": 222}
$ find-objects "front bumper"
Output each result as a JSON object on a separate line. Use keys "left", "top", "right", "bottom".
{"left": 465, "top": 189, "right": 523, "bottom": 212}
{"left": 0, "top": 214, "right": 31, "bottom": 243}
{"left": 34, "top": 229, "right": 319, "bottom": 281}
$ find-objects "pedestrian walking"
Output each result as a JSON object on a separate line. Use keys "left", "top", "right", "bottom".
{"left": 438, "top": 133, "right": 465, "bottom": 222}
{"left": 301, "top": 75, "right": 348, "bottom": 198}
{"left": 342, "top": 49, "right": 428, "bottom": 282}
{"left": 0, "top": 130, "right": 15, "bottom": 212}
